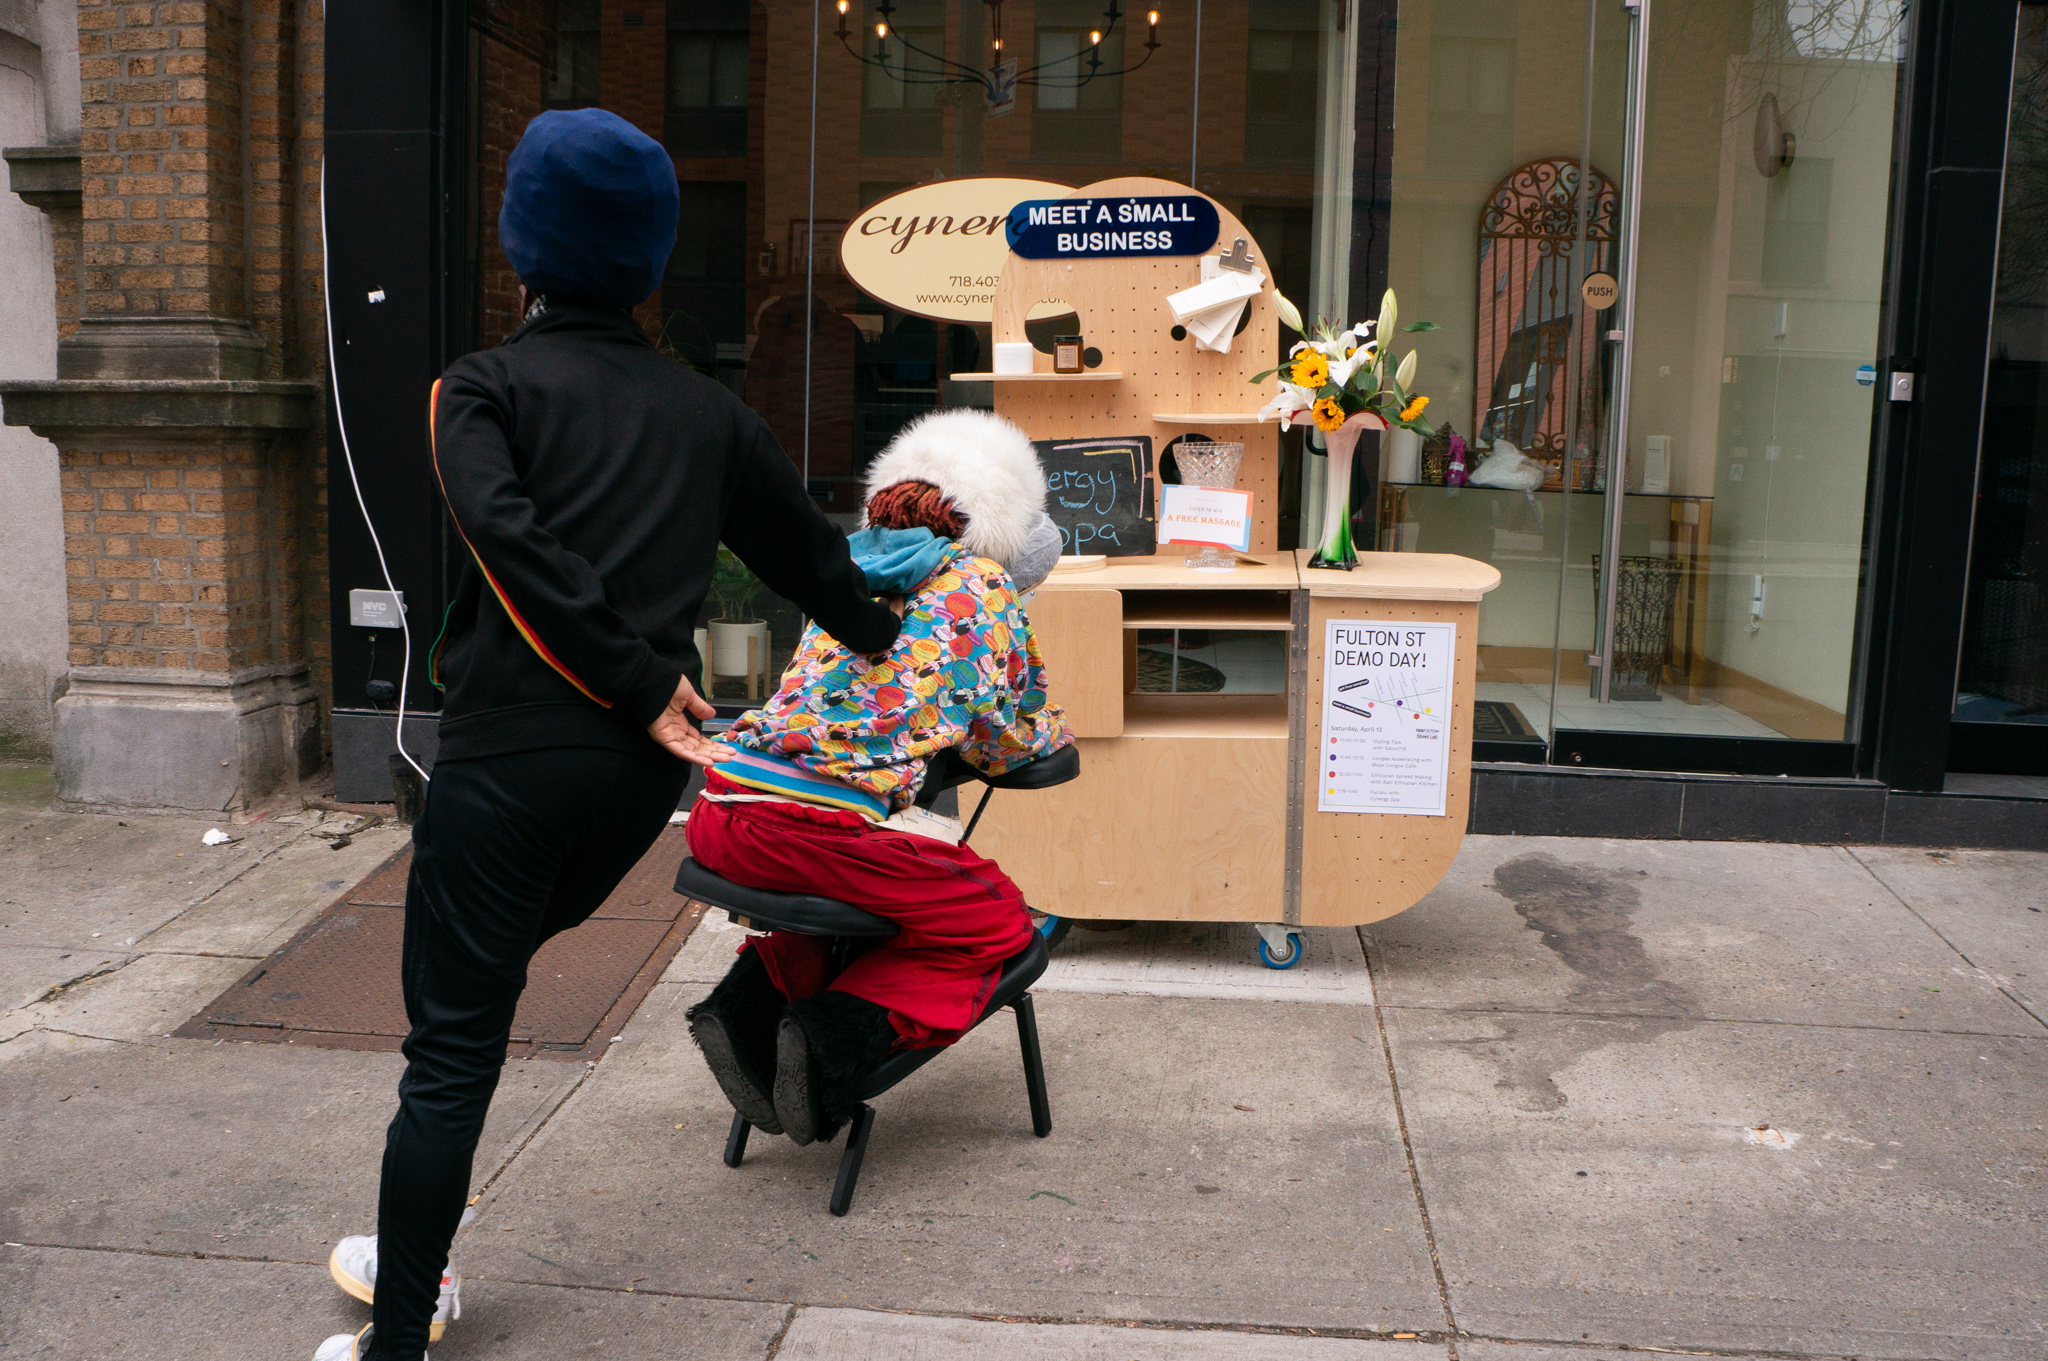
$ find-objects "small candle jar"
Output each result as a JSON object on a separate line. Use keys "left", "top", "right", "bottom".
{"left": 1053, "top": 334, "right": 1084, "bottom": 374}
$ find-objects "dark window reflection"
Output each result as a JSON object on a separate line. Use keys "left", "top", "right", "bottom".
{"left": 861, "top": 0, "right": 946, "bottom": 156}
{"left": 662, "top": 181, "right": 748, "bottom": 390}
{"left": 1245, "top": 0, "right": 1320, "bottom": 168}
{"left": 669, "top": 1, "right": 749, "bottom": 157}
{"left": 1031, "top": 0, "right": 1124, "bottom": 160}
{"left": 545, "top": 0, "right": 601, "bottom": 110}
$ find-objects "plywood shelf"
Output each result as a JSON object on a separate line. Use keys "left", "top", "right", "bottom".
{"left": 1122, "top": 692, "right": 1289, "bottom": 738}
{"left": 1151, "top": 412, "right": 1267, "bottom": 424}
{"left": 1121, "top": 589, "right": 1292, "bottom": 631}
{"left": 1294, "top": 549, "right": 1503, "bottom": 602}
{"left": 1038, "top": 554, "right": 1302, "bottom": 591}
{"left": 950, "top": 370, "right": 1123, "bottom": 382}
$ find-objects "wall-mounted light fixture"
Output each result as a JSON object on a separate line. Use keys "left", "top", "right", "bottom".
{"left": 1752, "top": 92, "right": 1795, "bottom": 177}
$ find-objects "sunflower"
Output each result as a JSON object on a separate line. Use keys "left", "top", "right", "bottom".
{"left": 1289, "top": 350, "right": 1330, "bottom": 389}
{"left": 1312, "top": 396, "right": 1348, "bottom": 432}
{"left": 1400, "top": 394, "right": 1430, "bottom": 423}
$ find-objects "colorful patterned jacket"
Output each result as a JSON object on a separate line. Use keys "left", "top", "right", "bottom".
{"left": 720, "top": 542, "right": 1070, "bottom": 812}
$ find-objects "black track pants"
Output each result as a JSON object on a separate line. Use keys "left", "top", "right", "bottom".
{"left": 368, "top": 746, "right": 689, "bottom": 1360}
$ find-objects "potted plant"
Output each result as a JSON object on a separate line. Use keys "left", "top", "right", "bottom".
{"left": 707, "top": 548, "right": 770, "bottom": 691}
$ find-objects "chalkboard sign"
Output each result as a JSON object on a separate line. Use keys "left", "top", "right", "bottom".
{"left": 1036, "top": 436, "right": 1155, "bottom": 557}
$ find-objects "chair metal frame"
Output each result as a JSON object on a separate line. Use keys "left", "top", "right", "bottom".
{"left": 673, "top": 744, "right": 1078, "bottom": 1215}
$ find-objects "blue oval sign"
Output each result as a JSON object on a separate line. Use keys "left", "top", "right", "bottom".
{"left": 1006, "top": 194, "right": 1220, "bottom": 260}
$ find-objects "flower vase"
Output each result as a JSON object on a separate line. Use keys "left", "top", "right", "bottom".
{"left": 1308, "top": 412, "right": 1383, "bottom": 571}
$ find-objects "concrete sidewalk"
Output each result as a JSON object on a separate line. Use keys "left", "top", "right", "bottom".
{"left": 1, "top": 759, "right": 2043, "bottom": 1360}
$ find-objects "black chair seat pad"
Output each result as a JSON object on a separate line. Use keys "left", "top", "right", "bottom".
{"left": 857, "top": 931, "right": 1048, "bottom": 1100}
{"left": 675, "top": 858, "right": 898, "bottom": 939}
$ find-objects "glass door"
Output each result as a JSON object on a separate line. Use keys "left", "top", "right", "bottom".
{"left": 1563, "top": 0, "right": 1905, "bottom": 769}
{"left": 1384, "top": 0, "right": 1905, "bottom": 772}
{"left": 1951, "top": 5, "right": 2048, "bottom": 782}
{"left": 1381, "top": 0, "right": 1625, "bottom": 767}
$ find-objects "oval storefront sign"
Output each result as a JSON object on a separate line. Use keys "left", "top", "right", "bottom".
{"left": 838, "top": 177, "right": 1070, "bottom": 325}
{"left": 1006, "top": 194, "right": 1220, "bottom": 261}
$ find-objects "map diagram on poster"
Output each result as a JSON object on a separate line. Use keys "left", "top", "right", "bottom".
{"left": 1318, "top": 620, "right": 1456, "bottom": 816}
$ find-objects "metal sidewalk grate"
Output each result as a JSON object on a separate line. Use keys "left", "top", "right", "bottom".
{"left": 176, "top": 826, "right": 705, "bottom": 1059}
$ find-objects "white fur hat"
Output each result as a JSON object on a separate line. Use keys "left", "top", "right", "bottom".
{"left": 862, "top": 408, "right": 1047, "bottom": 565}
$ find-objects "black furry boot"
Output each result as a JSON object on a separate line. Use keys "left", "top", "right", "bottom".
{"left": 772, "top": 991, "right": 900, "bottom": 1146}
{"left": 686, "top": 949, "right": 786, "bottom": 1134}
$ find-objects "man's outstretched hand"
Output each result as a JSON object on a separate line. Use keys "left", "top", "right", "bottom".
{"left": 648, "top": 674, "right": 731, "bottom": 768}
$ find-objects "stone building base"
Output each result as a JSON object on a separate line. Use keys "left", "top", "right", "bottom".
{"left": 54, "top": 663, "right": 320, "bottom": 814}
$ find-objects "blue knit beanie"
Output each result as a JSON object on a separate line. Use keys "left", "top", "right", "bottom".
{"left": 499, "top": 109, "right": 679, "bottom": 309}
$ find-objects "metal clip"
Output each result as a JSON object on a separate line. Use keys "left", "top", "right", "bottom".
{"left": 1217, "top": 237, "right": 1257, "bottom": 273}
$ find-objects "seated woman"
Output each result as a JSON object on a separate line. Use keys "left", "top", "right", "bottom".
{"left": 685, "top": 409, "right": 1069, "bottom": 1146}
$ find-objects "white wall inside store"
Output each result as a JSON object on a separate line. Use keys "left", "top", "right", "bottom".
{"left": 1685, "top": 54, "right": 1897, "bottom": 718}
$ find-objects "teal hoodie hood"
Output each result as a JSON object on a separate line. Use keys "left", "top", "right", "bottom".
{"left": 847, "top": 526, "right": 958, "bottom": 595}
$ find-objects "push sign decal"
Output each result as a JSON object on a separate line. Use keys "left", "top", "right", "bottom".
{"left": 1006, "top": 195, "right": 1220, "bottom": 260}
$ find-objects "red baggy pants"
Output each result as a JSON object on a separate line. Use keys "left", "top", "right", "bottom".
{"left": 685, "top": 774, "right": 1034, "bottom": 1048}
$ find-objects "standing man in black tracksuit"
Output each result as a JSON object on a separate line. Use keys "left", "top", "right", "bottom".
{"left": 313, "top": 110, "right": 901, "bottom": 1361}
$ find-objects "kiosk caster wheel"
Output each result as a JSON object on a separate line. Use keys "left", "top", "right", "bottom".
{"left": 1030, "top": 910, "right": 1072, "bottom": 952}
{"left": 1255, "top": 928, "right": 1304, "bottom": 970}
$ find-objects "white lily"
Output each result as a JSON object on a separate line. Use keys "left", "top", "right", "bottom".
{"left": 1272, "top": 291, "right": 1304, "bottom": 334}
{"left": 1257, "top": 382, "right": 1315, "bottom": 431}
{"left": 1395, "top": 349, "right": 1418, "bottom": 392}
{"left": 1377, "top": 289, "right": 1398, "bottom": 345}
{"left": 1330, "top": 345, "right": 1371, "bottom": 388}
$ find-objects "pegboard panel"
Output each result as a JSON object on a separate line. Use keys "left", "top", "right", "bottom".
{"left": 1297, "top": 593, "right": 1480, "bottom": 926}
{"left": 987, "top": 177, "right": 1283, "bottom": 553}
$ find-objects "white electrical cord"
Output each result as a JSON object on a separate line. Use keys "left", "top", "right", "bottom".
{"left": 320, "top": 161, "right": 430, "bottom": 785}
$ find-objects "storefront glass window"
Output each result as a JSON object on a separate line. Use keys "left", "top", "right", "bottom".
{"left": 466, "top": 1, "right": 1902, "bottom": 739}
{"left": 1384, "top": 0, "right": 1903, "bottom": 761}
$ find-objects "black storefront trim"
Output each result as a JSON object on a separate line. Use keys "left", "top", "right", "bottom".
{"left": 1948, "top": 720, "right": 2048, "bottom": 776}
{"left": 1547, "top": 730, "right": 1856, "bottom": 780}
{"left": 1472, "top": 763, "right": 2047, "bottom": 850}
{"left": 1858, "top": 0, "right": 2022, "bottom": 790}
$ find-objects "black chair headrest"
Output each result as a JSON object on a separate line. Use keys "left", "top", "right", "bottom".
{"left": 915, "top": 742, "right": 1081, "bottom": 806}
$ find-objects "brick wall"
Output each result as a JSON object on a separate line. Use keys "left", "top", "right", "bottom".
{"left": 247, "top": 0, "right": 302, "bottom": 376}
{"left": 50, "top": 208, "right": 81, "bottom": 340}
{"left": 292, "top": 1, "right": 330, "bottom": 704}
{"left": 78, "top": 0, "right": 248, "bottom": 320}
{"left": 61, "top": 441, "right": 301, "bottom": 674}
{"left": 62, "top": 1, "right": 329, "bottom": 718}
{"left": 476, "top": 3, "right": 548, "bottom": 346}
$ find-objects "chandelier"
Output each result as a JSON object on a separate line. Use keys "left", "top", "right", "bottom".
{"left": 834, "top": 1, "right": 1162, "bottom": 97}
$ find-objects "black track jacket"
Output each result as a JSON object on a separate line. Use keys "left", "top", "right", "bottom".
{"left": 428, "top": 303, "right": 899, "bottom": 763}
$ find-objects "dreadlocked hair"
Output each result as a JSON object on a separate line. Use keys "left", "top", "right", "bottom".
{"left": 865, "top": 479, "right": 967, "bottom": 540}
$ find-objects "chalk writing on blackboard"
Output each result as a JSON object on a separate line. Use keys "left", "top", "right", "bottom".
{"left": 1034, "top": 436, "right": 1156, "bottom": 557}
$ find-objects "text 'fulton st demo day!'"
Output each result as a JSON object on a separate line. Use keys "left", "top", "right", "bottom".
{"left": 1320, "top": 622, "right": 1456, "bottom": 818}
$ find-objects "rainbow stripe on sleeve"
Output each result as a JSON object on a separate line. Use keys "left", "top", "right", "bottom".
{"left": 428, "top": 379, "right": 611, "bottom": 708}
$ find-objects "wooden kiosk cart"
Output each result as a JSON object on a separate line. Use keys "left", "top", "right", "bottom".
{"left": 959, "top": 179, "right": 1504, "bottom": 965}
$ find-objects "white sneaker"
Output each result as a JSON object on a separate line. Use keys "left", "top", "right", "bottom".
{"left": 316, "top": 1325, "right": 423, "bottom": 1361}
{"left": 327, "top": 1234, "right": 462, "bottom": 1341}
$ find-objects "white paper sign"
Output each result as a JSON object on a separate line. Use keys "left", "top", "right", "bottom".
{"left": 1319, "top": 620, "right": 1455, "bottom": 816}
{"left": 1156, "top": 484, "right": 1252, "bottom": 551}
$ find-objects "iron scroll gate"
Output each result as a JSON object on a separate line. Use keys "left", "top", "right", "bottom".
{"left": 1475, "top": 157, "right": 1621, "bottom": 490}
